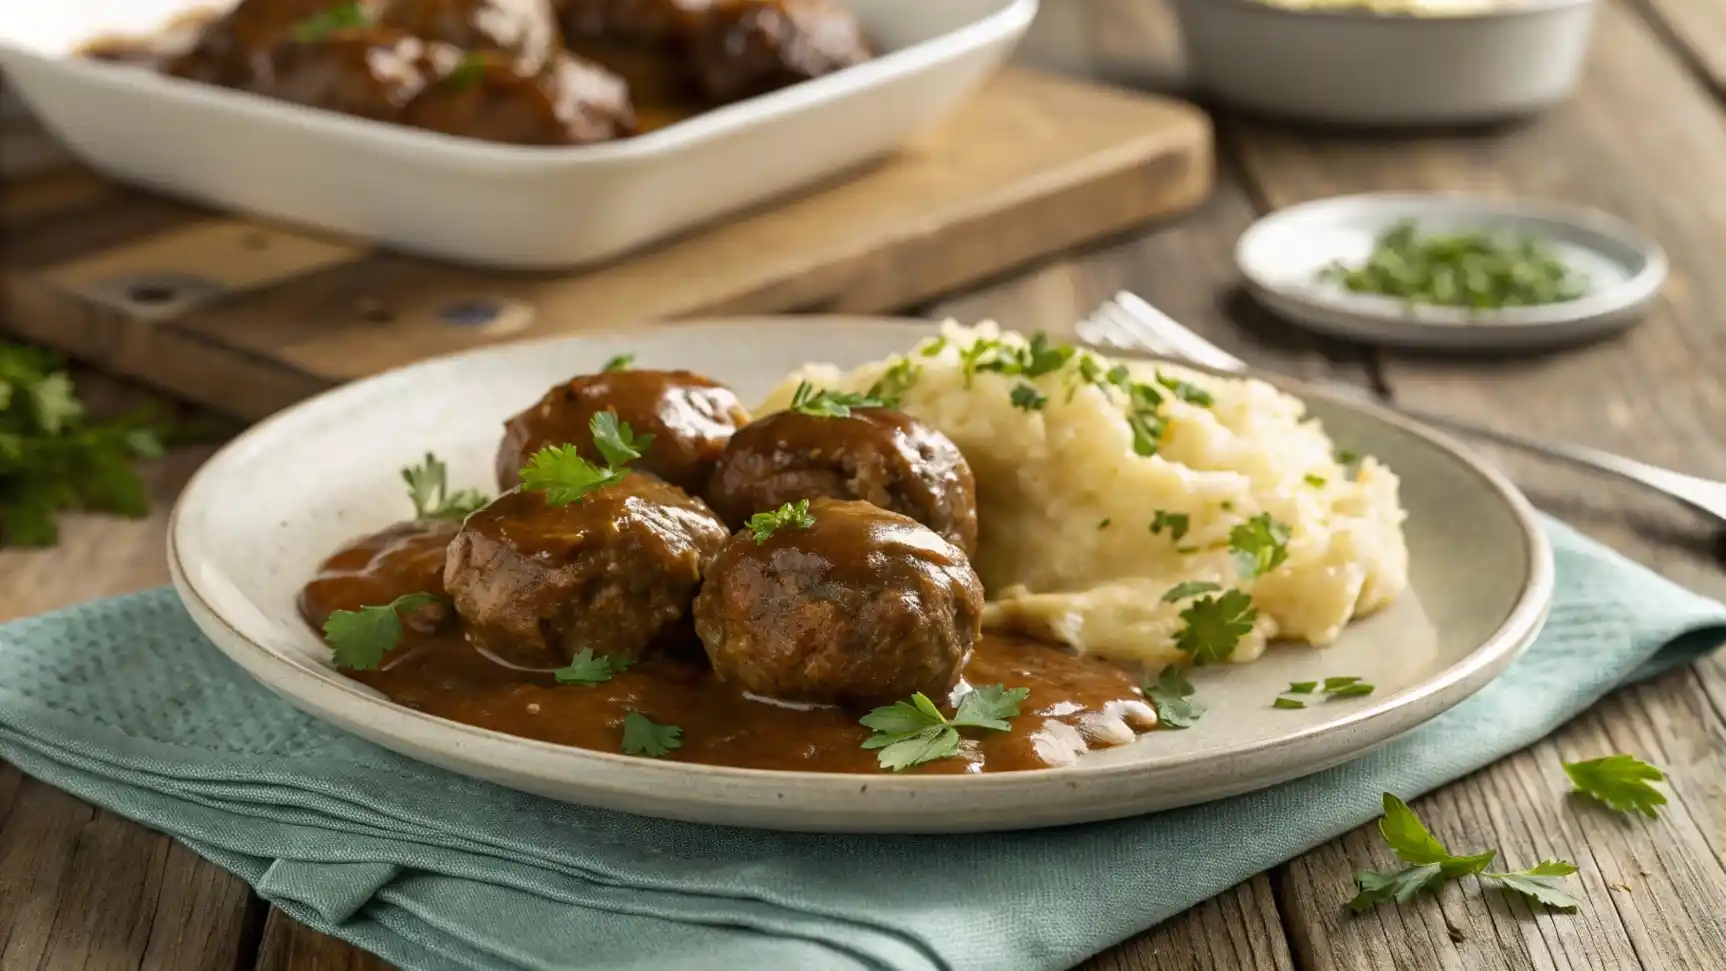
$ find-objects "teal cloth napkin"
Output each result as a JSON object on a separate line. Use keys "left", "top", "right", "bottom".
{"left": 2, "top": 519, "right": 1725, "bottom": 971}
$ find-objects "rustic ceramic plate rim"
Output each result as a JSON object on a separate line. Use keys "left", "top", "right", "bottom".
{"left": 167, "top": 316, "right": 1553, "bottom": 793}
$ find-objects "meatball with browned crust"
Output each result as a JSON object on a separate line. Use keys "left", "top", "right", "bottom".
{"left": 687, "top": 0, "right": 873, "bottom": 105}
{"left": 378, "top": 0, "right": 563, "bottom": 72}
{"left": 444, "top": 472, "right": 728, "bottom": 670}
{"left": 404, "top": 48, "right": 635, "bottom": 144}
{"left": 693, "top": 497, "right": 983, "bottom": 709}
{"left": 496, "top": 369, "right": 750, "bottom": 496}
{"left": 250, "top": 27, "right": 443, "bottom": 122}
{"left": 706, "top": 405, "right": 978, "bottom": 557}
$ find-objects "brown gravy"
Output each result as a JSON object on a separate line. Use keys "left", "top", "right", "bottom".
{"left": 301, "top": 521, "right": 1159, "bottom": 774}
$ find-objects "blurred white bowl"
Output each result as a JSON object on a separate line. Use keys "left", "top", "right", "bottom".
{"left": 1169, "top": 0, "right": 1597, "bottom": 126}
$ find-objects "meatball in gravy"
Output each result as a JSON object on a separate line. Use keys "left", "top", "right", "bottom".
{"left": 693, "top": 497, "right": 984, "bottom": 708}
{"left": 706, "top": 406, "right": 979, "bottom": 557}
{"left": 444, "top": 473, "right": 728, "bottom": 670}
{"left": 496, "top": 369, "right": 750, "bottom": 496}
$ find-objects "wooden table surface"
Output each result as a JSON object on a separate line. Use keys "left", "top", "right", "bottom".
{"left": 6, "top": 1, "right": 1726, "bottom": 968}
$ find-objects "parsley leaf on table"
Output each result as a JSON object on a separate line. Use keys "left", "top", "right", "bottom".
{"left": 1563, "top": 754, "right": 1667, "bottom": 818}
{"left": 859, "top": 684, "right": 1028, "bottom": 771}
{"left": 322, "top": 592, "right": 439, "bottom": 671}
{"left": 1229, "top": 513, "right": 1292, "bottom": 579}
{"left": 553, "top": 648, "right": 631, "bottom": 686}
{"left": 747, "top": 499, "right": 816, "bottom": 543}
{"left": 1377, "top": 793, "right": 1497, "bottom": 875}
{"left": 1484, "top": 861, "right": 1582, "bottom": 911}
{"left": 620, "top": 711, "right": 681, "bottom": 757}
{"left": 788, "top": 381, "right": 887, "bottom": 418}
{"left": 401, "top": 453, "right": 488, "bottom": 520}
{"left": 1173, "top": 588, "right": 1258, "bottom": 665}
{"left": 1144, "top": 665, "right": 1203, "bottom": 729}
{"left": 1349, "top": 864, "right": 1445, "bottom": 912}
{"left": 0, "top": 342, "right": 169, "bottom": 548}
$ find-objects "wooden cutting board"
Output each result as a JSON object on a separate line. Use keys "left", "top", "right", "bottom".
{"left": 1, "top": 68, "right": 1212, "bottom": 420}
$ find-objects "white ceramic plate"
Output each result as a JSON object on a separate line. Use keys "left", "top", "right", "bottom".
{"left": 0, "top": 0, "right": 1033, "bottom": 269}
{"left": 168, "top": 317, "right": 1553, "bottom": 833}
{"left": 1236, "top": 193, "right": 1668, "bottom": 352}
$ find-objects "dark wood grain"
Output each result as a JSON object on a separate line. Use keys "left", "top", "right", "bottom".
{"left": 1634, "top": 0, "right": 1726, "bottom": 98}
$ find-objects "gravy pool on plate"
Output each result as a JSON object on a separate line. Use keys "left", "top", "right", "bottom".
{"left": 297, "top": 324, "right": 1409, "bottom": 774}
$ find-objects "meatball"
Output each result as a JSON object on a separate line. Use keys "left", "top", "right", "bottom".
{"left": 693, "top": 497, "right": 984, "bottom": 708}
{"left": 688, "top": 0, "right": 873, "bottom": 105}
{"left": 403, "top": 48, "right": 635, "bottom": 144}
{"left": 166, "top": 0, "right": 388, "bottom": 88}
{"left": 251, "top": 27, "right": 442, "bottom": 122}
{"left": 496, "top": 369, "right": 750, "bottom": 496}
{"left": 378, "top": 0, "right": 563, "bottom": 73}
{"left": 443, "top": 473, "right": 729, "bottom": 670}
{"left": 706, "top": 406, "right": 978, "bottom": 557}
{"left": 298, "top": 518, "right": 459, "bottom": 636}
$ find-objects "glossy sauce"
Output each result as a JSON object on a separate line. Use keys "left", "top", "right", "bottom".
{"left": 303, "top": 519, "right": 1159, "bottom": 774}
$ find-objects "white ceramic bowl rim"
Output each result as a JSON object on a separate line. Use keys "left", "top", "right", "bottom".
{"left": 1236, "top": 191, "right": 1669, "bottom": 329}
{"left": 1196, "top": 0, "right": 1592, "bottom": 23}
{"left": 167, "top": 318, "right": 1555, "bottom": 792}
{"left": 19, "top": 0, "right": 1039, "bottom": 169}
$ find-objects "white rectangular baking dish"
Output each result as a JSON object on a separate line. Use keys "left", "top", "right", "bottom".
{"left": 0, "top": 0, "right": 1037, "bottom": 269}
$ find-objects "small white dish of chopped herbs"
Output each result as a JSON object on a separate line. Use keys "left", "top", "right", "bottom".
{"left": 1236, "top": 193, "right": 1668, "bottom": 352}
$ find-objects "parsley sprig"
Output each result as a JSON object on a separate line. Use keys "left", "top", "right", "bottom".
{"left": 1144, "top": 666, "right": 1203, "bottom": 730}
{"left": 1349, "top": 793, "right": 1580, "bottom": 912}
{"left": 291, "top": 1, "right": 371, "bottom": 42}
{"left": 859, "top": 685, "right": 1029, "bottom": 771}
{"left": 1563, "top": 755, "right": 1667, "bottom": 818}
{"left": 1275, "top": 676, "right": 1375, "bottom": 709}
{"left": 554, "top": 648, "right": 631, "bottom": 686}
{"left": 746, "top": 499, "right": 816, "bottom": 543}
{"left": 322, "top": 592, "right": 438, "bottom": 670}
{"left": 0, "top": 342, "right": 169, "bottom": 547}
{"left": 1172, "top": 588, "right": 1257, "bottom": 665}
{"left": 865, "top": 357, "right": 920, "bottom": 407}
{"left": 1229, "top": 513, "right": 1291, "bottom": 579}
{"left": 402, "top": 453, "right": 488, "bottom": 520}
{"left": 519, "top": 412, "right": 652, "bottom": 506}
{"left": 445, "top": 51, "right": 487, "bottom": 88}
{"left": 788, "top": 381, "right": 887, "bottom": 418}
{"left": 601, "top": 353, "right": 634, "bottom": 372}
{"left": 621, "top": 711, "right": 681, "bottom": 757}
{"left": 1150, "top": 510, "right": 1190, "bottom": 542}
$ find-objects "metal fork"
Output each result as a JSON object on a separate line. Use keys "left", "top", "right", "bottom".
{"left": 1077, "top": 290, "right": 1726, "bottom": 525}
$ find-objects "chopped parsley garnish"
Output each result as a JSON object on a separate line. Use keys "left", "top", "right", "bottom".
{"left": 747, "top": 499, "right": 816, "bottom": 543}
{"left": 1336, "top": 448, "right": 1363, "bottom": 480}
{"left": 918, "top": 337, "right": 948, "bottom": 357}
{"left": 1097, "top": 518, "right": 1112, "bottom": 530}
{"left": 402, "top": 453, "right": 488, "bottom": 520}
{"left": 1287, "top": 681, "right": 1317, "bottom": 694}
{"left": 1273, "top": 697, "right": 1306, "bottom": 710}
{"left": 1124, "top": 381, "right": 1168, "bottom": 457}
{"left": 1144, "top": 666, "right": 1203, "bottom": 729}
{"left": 553, "top": 648, "right": 631, "bottom": 686}
{"left": 1156, "top": 372, "right": 1214, "bottom": 407}
{"left": 446, "top": 51, "right": 486, "bottom": 88}
{"left": 322, "top": 592, "right": 438, "bottom": 671}
{"left": 1563, "top": 755, "right": 1667, "bottom": 818}
{"left": 0, "top": 341, "right": 169, "bottom": 547}
{"left": 601, "top": 353, "right": 634, "bottom": 372}
{"left": 620, "top": 711, "right": 681, "bottom": 757}
{"left": 1278, "top": 676, "right": 1373, "bottom": 708}
{"left": 865, "top": 357, "right": 920, "bottom": 407}
{"left": 1305, "top": 473, "right": 1327, "bottom": 488}
{"left": 1161, "top": 580, "right": 1221, "bottom": 603}
{"left": 1150, "top": 510, "right": 1190, "bottom": 542}
{"left": 1348, "top": 793, "right": 1578, "bottom": 913}
{"left": 859, "top": 684, "right": 1028, "bottom": 771}
{"left": 519, "top": 412, "right": 652, "bottom": 506}
{"left": 1009, "top": 382, "right": 1047, "bottom": 412}
{"left": 788, "top": 381, "right": 887, "bottom": 418}
{"left": 1229, "top": 513, "right": 1291, "bottom": 579}
{"left": 1173, "top": 588, "right": 1257, "bottom": 665}
{"left": 292, "top": 1, "right": 370, "bottom": 42}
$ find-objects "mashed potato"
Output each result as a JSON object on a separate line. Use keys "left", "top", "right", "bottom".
{"left": 757, "top": 321, "right": 1409, "bottom": 668}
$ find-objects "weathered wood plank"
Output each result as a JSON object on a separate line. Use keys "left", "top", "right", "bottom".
{"left": 1634, "top": 0, "right": 1726, "bottom": 98}
{"left": 254, "top": 912, "right": 392, "bottom": 971}
{"left": 1229, "top": 1, "right": 1726, "bottom": 968}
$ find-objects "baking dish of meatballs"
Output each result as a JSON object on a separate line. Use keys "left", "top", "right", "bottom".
{"left": 297, "top": 358, "right": 1159, "bottom": 774}
{"left": 79, "top": 0, "right": 876, "bottom": 146}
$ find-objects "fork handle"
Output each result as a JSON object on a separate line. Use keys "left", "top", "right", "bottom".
{"left": 1107, "top": 291, "right": 1726, "bottom": 521}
